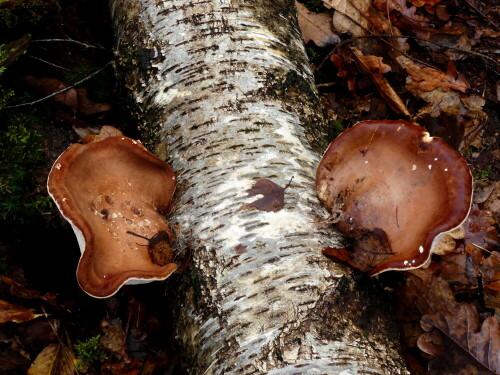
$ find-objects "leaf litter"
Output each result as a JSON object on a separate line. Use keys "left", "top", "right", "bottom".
{"left": 297, "top": 0, "right": 499, "bottom": 372}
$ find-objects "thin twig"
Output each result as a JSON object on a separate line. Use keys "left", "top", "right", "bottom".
{"left": 318, "top": 33, "right": 500, "bottom": 74}
{"left": 472, "top": 243, "right": 500, "bottom": 259}
{"left": 463, "top": 0, "right": 499, "bottom": 31}
{"left": 30, "top": 38, "right": 108, "bottom": 50}
{"left": 317, "top": 9, "right": 437, "bottom": 71}
{"left": 2, "top": 61, "right": 113, "bottom": 110}
{"left": 27, "top": 55, "right": 93, "bottom": 73}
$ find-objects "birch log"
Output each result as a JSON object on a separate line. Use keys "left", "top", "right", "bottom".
{"left": 110, "top": 0, "right": 408, "bottom": 373}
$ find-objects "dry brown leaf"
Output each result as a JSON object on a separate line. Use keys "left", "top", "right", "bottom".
{"left": 398, "top": 58, "right": 470, "bottom": 93}
{"left": 28, "top": 343, "right": 76, "bottom": 375}
{"left": 481, "top": 252, "right": 500, "bottom": 291}
{"left": 438, "top": 253, "right": 475, "bottom": 289}
{"left": 431, "top": 226, "right": 464, "bottom": 255}
{"left": 322, "top": 228, "right": 393, "bottom": 273}
{"left": 483, "top": 182, "right": 500, "bottom": 224}
{"left": 0, "top": 299, "right": 42, "bottom": 324}
{"left": 418, "top": 303, "right": 500, "bottom": 374}
{"left": 407, "top": 0, "right": 442, "bottom": 7}
{"left": 239, "top": 178, "right": 288, "bottom": 212}
{"left": 100, "top": 319, "right": 127, "bottom": 355}
{"left": 323, "top": 0, "right": 371, "bottom": 36}
{"left": 474, "top": 182, "right": 496, "bottom": 204}
{"left": 296, "top": 2, "right": 338, "bottom": 47}
{"left": 396, "top": 56, "right": 487, "bottom": 151}
{"left": 463, "top": 206, "right": 500, "bottom": 252}
{"left": 374, "top": 0, "right": 430, "bottom": 32}
{"left": 350, "top": 47, "right": 410, "bottom": 115}
{"left": 324, "top": 0, "right": 410, "bottom": 54}
{"left": 395, "top": 269, "right": 458, "bottom": 350}
{"left": 330, "top": 51, "right": 357, "bottom": 92}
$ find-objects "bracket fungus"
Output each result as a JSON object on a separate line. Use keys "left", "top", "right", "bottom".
{"left": 316, "top": 120, "right": 473, "bottom": 275}
{"left": 47, "top": 135, "right": 177, "bottom": 298}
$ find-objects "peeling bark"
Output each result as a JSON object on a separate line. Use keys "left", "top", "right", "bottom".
{"left": 110, "top": 0, "right": 408, "bottom": 373}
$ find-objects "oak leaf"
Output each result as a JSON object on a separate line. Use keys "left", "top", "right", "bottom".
{"left": 418, "top": 303, "right": 500, "bottom": 374}
{"left": 296, "top": 2, "right": 338, "bottom": 47}
{"left": 398, "top": 58, "right": 470, "bottom": 93}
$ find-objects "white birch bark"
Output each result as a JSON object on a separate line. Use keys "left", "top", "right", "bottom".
{"left": 110, "top": 0, "right": 408, "bottom": 373}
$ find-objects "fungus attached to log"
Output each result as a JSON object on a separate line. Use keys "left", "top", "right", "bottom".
{"left": 316, "top": 120, "right": 473, "bottom": 275}
{"left": 47, "top": 135, "right": 178, "bottom": 298}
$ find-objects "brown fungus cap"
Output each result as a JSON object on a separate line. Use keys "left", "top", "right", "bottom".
{"left": 48, "top": 135, "right": 177, "bottom": 298}
{"left": 316, "top": 120, "right": 472, "bottom": 275}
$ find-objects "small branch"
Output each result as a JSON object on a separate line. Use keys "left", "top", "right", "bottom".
{"left": 463, "top": 0, "right": 499, "bottom": 31}
{"left": 27, "top": 55, "right": 93, "bottom": 73}
{"left": 30, "top": 38, "right": 108, "bottom": 50}
{"left": 2, "top": 61, "right": 113, "bottom": 110}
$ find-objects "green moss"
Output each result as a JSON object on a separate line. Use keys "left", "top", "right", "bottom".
{"left": 74, "top": 335, "right": 107, "bottom": 368}
{"left": 472, "top": 166, "right": 491, "bottom": 181}
{"left": 305, "top": 46, "right": 319, "bottom": 62}
{"left": 327, "top": 120, "right": 345, "bottom": 140}
{"left": 0, "top": 0, "right": 59, "bottom": 32}
{"left": 0, "top": 119, "right": 52, "bottom": 223}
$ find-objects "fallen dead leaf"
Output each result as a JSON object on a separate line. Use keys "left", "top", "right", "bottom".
{"left": 395, "top": 269, "right": 458, "bottom": 350}
{"left": 398, "top": 58, "right": 470, "bottom": 93}
{"left": 374, "top": 0, "right": 430, "bottom": 33}
{"left": 331, "top": 50, "right": 357, "bottom": 93}
{"left": 296, "top": 2, "right": 338, "bottom": 47}
{"left": 25, "top": 76, "right": 111, "bottom": 116}
{"left": 323, "top": 0, "right": 371, "bottom": 37}
{"left": 483, "top": 182, "right": 500, "bottom": 223}
{"left": 418, "top": 303, "right": 500, "bottom": 374}
{"left": 100, "top": 319, "right": 127, "bottom": 355}
{"left": 463, "top": 206, "right": 500, "bottom": 252}
{"left": 407, "top": 0, "right": 442, "bottom": 7}
{"left": 322, "top": 228, "right": 393, "bottom": 273}
{"left": 28, "top": 343, "right": 76, "bottom": 375}
{"left": 0, "top": 299, "right": 43, "bottom": 324}
{"left": 474, "top": 181, "right": 496, "bottom": 204}
{"left": 239, "top": 178, "right": 289, "bottom": 212}
{"left": 350, "top": 47, "right": 410, "bottom": 115}
{"left": 396, "top": 56, "right": 487, "bottom": 150}
{"left": 325, "top": 0, "right": 410, "bottom": 54}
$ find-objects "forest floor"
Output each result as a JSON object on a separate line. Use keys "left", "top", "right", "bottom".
{"left": 0, "top": 0, "right": 498, "bottom": 374}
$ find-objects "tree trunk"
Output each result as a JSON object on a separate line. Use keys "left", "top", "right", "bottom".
{"left": 110, "top": 0, "right": 408, "bottom": 373}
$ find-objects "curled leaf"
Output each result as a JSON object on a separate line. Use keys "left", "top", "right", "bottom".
{"left": 351, "top": 47, "right": 410, "bottom": 115}
{"left": 0, "top": 299, "right": 42, "bottom": 324}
